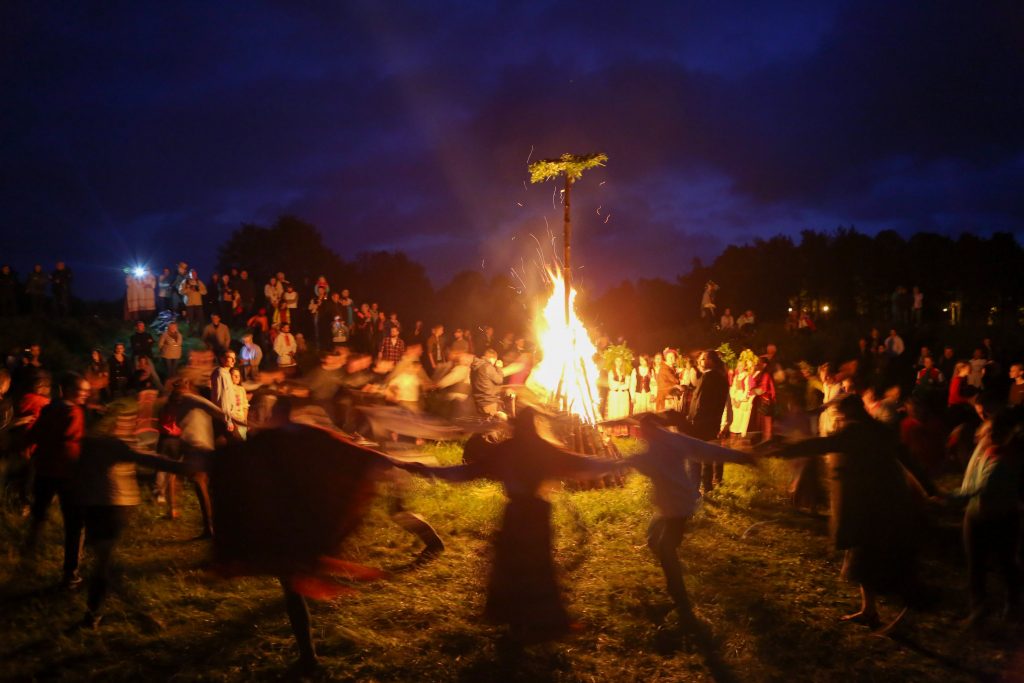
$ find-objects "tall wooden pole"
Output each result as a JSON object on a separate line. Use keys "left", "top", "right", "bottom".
{"left": 563, "top": 174, "right": 572, "bottom": 327}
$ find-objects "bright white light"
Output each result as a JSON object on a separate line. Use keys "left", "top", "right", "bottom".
{"left": 787, "top": 307, "right": 793, "bottom": 312}
{"left": 822, "top": 305, "right": 830, "bottom": 313}
{"left": 133, "top": 267, "right": 147, "bottom": 278}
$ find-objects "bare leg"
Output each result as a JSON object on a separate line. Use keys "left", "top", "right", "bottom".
{"left": 281, "top": 579, "right": 317, "bottom": 669}
{"left": 841, "top": 585, "right": 879, "bottom": 625}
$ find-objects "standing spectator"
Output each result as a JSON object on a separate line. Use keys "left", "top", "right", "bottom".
{"left": 700, "top": 281, "right": 717, "bottom": 326}
{"left": 264, "top": 276, "right": 283, "bottom": 312}
{"left": 911, "top": 286, "right": 924, "bottom": 326}
{"left": 449, "top": 328, "right": 470, "bottom": 357}
{"left": 210, "top": 351, "right": 239, "bottom": 437}
{"left": 25, "top": 264, "right": 48, "bottom": 315}
{"left": 736, "top": 309, "right": 756, "bottom": 334}
{"left": 282, "top": 282, "right": 299, "bottom": 315}
{"left": 605, "top": 357, "right": 631, "bottom": 423}
{"left": 884, "top": 329, "right": 905, "bottom": 358}
{"left": 630, "top": 355, "right": 656, "bottom": 415}
{"left": 1008, "top": 363, "right": 1024, "bottom": 408}
{"left": 247, "top": 307, "right": 270, "bottom": 353}
{"left": 339, "top": 289, "right": 355, "bottom": 327}
{"left": 170, "top": 262, "right": 189, "bottom": 312}
{"left": 129, "top": 321, "right": 155, "bottom": 364}
{"left": 719, "top": 308, "right": 735, "bottom": 331}
{"left": 913, "top": 356, "right": 944, "bottom": 401}
{"left": 158, "top": 321, "right": 184, "bottom": 378}
{"left": 24, "top": 373, "right": 89, "bottom": 589}
{"left": 125, "top": 269, "right": 156, "bottom": 321}
{"left": 218, "top": 274, "right": 235, "bottom": 321}
{"left": 308, "top": 286, "right": 329, "bottom": 350}
{"left": 655, "top": 350, "right": 680, "bottom": 411}
{"left": 379, "top": 326, "right": 406, "bottom": 363}
{"left": 181, "top": 270, "right": 207, "bottom": 331}
{"left": 938, "top": 347, "right": 957, "bottom": 387}
{"left": 228, "top": 368, "right": 249, "bottom": 440}
{"left": 50, "top": 261, "right": 72, "bottom": 316}
{"left": 383, "top": 312, "right": 402, "bottom": 339}
{"left": 235, "top": 270, "right": 255, "bottom": 317}
{"left": 84, "top": 350, "right": 109, "bottom": 404}
{"left": 967, "top": 348, "right": 988, "bottom": 389}
{"left": 157, "top": 267, "right": 174, "bottom": 312}
{"left": 749, "top": 356, "right": 778, "bottom": 446}
{"left": 201, "top": 313, "right": 232, "bottom": 356}
{"left": 108, "top": 343, "right": 133, "bottom": 399}
{"left": 206, "top": 272, "right": 221, "bottom": 315}
{"left": 0, "top": 265, "right": 18, "bottom": 315}
{"left": 425, "top": 325, "right": 447, "bottom": 378}
{"left": 239, "top": 333, "right": 263, "bottom": 382}
{"left": 685, "top": 349, "right": 730, "bottom": 492}
{"left": 274, "top": 323, "right": 298, "bottom": 370}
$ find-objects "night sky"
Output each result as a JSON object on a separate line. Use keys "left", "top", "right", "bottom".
{"left": 3, "top": 1, "right": 1022, "bottom": 299}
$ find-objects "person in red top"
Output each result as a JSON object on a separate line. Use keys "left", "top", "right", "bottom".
{"left": 751, "top": 355, "right": 777, "bottom": 443}
{"left": 25, "top": 373, "right": 90, "bottom": 588}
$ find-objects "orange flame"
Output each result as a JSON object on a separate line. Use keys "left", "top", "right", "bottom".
{"left": 526, "top": 270, "right": 602, "bottom": 423}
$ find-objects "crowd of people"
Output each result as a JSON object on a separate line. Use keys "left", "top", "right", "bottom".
{"left": 1, "top": 261, "right": 1023, "bottom": 671}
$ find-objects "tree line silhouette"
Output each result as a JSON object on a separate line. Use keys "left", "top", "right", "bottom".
{"left": 218, "top": 217, "right": 1024, "bottom": 347}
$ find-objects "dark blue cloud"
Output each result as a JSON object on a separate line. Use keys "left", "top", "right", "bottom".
{"left": 1, "top": 0, "right": 1020, "bottom": 298}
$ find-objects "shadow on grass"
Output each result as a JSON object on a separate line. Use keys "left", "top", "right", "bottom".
{"left": 652, "top": 616, "right": 742, "bottom": 683}
{"left": 455, "top": 637, "right": 569, "bottom": 683}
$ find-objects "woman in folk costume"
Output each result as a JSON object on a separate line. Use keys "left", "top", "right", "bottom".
{"left": 605, "top": 356, "right": 632, "bottom": 436}
{"left": 630, "top": 355, "right": 656, "bottom": 415}
{"left": 408, "top": 408, "right": 619, "bottom": 643}
{"left": 727, "top": 351, "right": 756, "bottom": 442}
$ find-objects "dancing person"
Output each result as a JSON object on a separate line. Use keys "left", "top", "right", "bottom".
{"left": 629, "top": 415, "right": 755, "bottom": 623}
{"left": 74, "top": 431, "right": 195, "bottom": 627}
{"left": 167, "top": 379, "right": 223, "bottom": 538}
{"left": 407, "top": 408, "right": 619, "bottom": 643}
{"left": 764, "top": 394, "right": 925, "bottom": 633}
{"left": 24, "top": 373, "right": 89, "bottom": 589}
{"left": 948, "top": 411, "right": 1021, "bottom": 625}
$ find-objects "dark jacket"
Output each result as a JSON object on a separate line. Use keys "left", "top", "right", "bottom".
{"left": 687, "top": 368, "right": 728, "bottom": 440}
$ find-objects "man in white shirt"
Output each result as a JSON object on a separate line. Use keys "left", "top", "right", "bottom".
{"left": 274, "top": 323, "right": 298, "bottom": 369}
{"left": 210, "top": 351, "right": 238, "bottom": 434}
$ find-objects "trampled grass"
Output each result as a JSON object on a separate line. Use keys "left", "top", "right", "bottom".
{"left": 1, "top": 440, "right": 1021, "bottom": 682}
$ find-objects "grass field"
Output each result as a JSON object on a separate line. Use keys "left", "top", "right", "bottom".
{"left": 1, "top": 439, "right": 1021, "bottom": 682}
